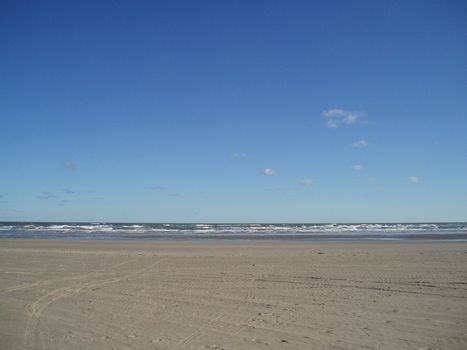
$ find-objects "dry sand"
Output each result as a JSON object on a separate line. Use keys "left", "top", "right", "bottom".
{"left": 0, "top": 239, "right": 466, "bottom": 350}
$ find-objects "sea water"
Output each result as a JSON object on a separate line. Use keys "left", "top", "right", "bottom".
{"left": 0, "top": 222, "right": 466, "bottom": 241}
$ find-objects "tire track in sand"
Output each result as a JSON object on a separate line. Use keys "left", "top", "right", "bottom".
{"left": 169, "top": 274, "right": 257, "bottom": 350}
{"left": 0, "top": 258, "right": 138, "bottom": 297}
{"left": 23, "top": 257, "right": 164, "bottom": 350}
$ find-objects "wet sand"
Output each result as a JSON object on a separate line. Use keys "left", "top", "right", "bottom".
{"left": 1, "top": 239, "right": 466, "bottom": 350}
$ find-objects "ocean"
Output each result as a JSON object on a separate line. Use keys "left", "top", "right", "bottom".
{"left": 0, "top": 222, "right": 466, "bottom": 242}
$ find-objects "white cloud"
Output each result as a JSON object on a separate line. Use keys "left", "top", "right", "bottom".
{"left": 352, "top": 139, "right": 368, "bottom": 148}
{"left": 325, "top": 119, "right": 339, "bottom": 128}
{"left": 150, "top": 185, "right": 165, "bottom": 191}
{"left": 262, "top": 168, "right": 276, "bottom": 176}
{"left": 37, "top": 191, "right": 57, "bottom": 199}
{"left": 301, "top": 178, "right": 314, "bottom": 186}
{"left": 232, "top": 152, "right": 248, "bottom": 158}
{"left": 322, "top": 108, "right": 361, "bottom": 128}
{"left": 352, "top": 164, "right": 364, "bottom": 171}
{"left": 408, "top": 176, "right": 419, "bottom": 184}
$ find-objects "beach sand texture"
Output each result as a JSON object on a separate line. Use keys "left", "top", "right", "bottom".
{"left": 0, "top": 240, "right": 466, "bottom": 350}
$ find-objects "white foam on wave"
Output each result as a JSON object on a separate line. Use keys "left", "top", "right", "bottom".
{"left": 1, "top": 222, "right": 466, "bottom": 240}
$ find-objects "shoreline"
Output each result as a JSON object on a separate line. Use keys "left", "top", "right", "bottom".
{"left": 1, "top": 232, "right": 467, "bottom": 244}
{"left": 1, "top": 239, "right": 466, "bottom": 349}
{"left": 1, "top": 238, "right": 467, "bottom": 251}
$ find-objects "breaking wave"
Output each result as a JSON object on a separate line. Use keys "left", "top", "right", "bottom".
{"left": 0, "top": 222, "right": 466, "bottom": 241}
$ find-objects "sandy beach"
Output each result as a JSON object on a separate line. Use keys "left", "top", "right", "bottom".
{"left": 0, "top": 240, "right": 466, "bottom": 350}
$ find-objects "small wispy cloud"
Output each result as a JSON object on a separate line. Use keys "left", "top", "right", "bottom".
{"left": 351, "top": 139, "right": 368, "bottom": 148}
{"left": 232, "top": 152, "right": 248, "bottom": 158}
{"left": 37, "top": 191, "right": 57, "bottom": 199}
{"left": 352, "top": 164, "right": 364, "bottom": 171}
{"left": 267, "top": 187, "right": 291, "bottom": 193}
{"left": 150, "top": 185, "right": 165, "bottom": 191}
{"left": 61, "top": 188, "right": 93, "bottom": 195}
{"left": 301, "top": 178, "right": 314, "bottom": 186}
{"left": 408, "top": 176, "right": 419, "bottom": 184}
{"left": 60, "top": 199, "right": 70, "bottom": 206}
{"left": 262, "top": 168, "right": 276, "bottom": 176}
{"left": 322, "top": 108, "right": 361, "bottom": 128}
{"left": 63, "top": 161, "right": 77, "bottom": 172}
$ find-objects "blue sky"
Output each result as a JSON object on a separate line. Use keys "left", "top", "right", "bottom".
{"left": 1, "top": 0, "right": 466, "bottom": 222}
